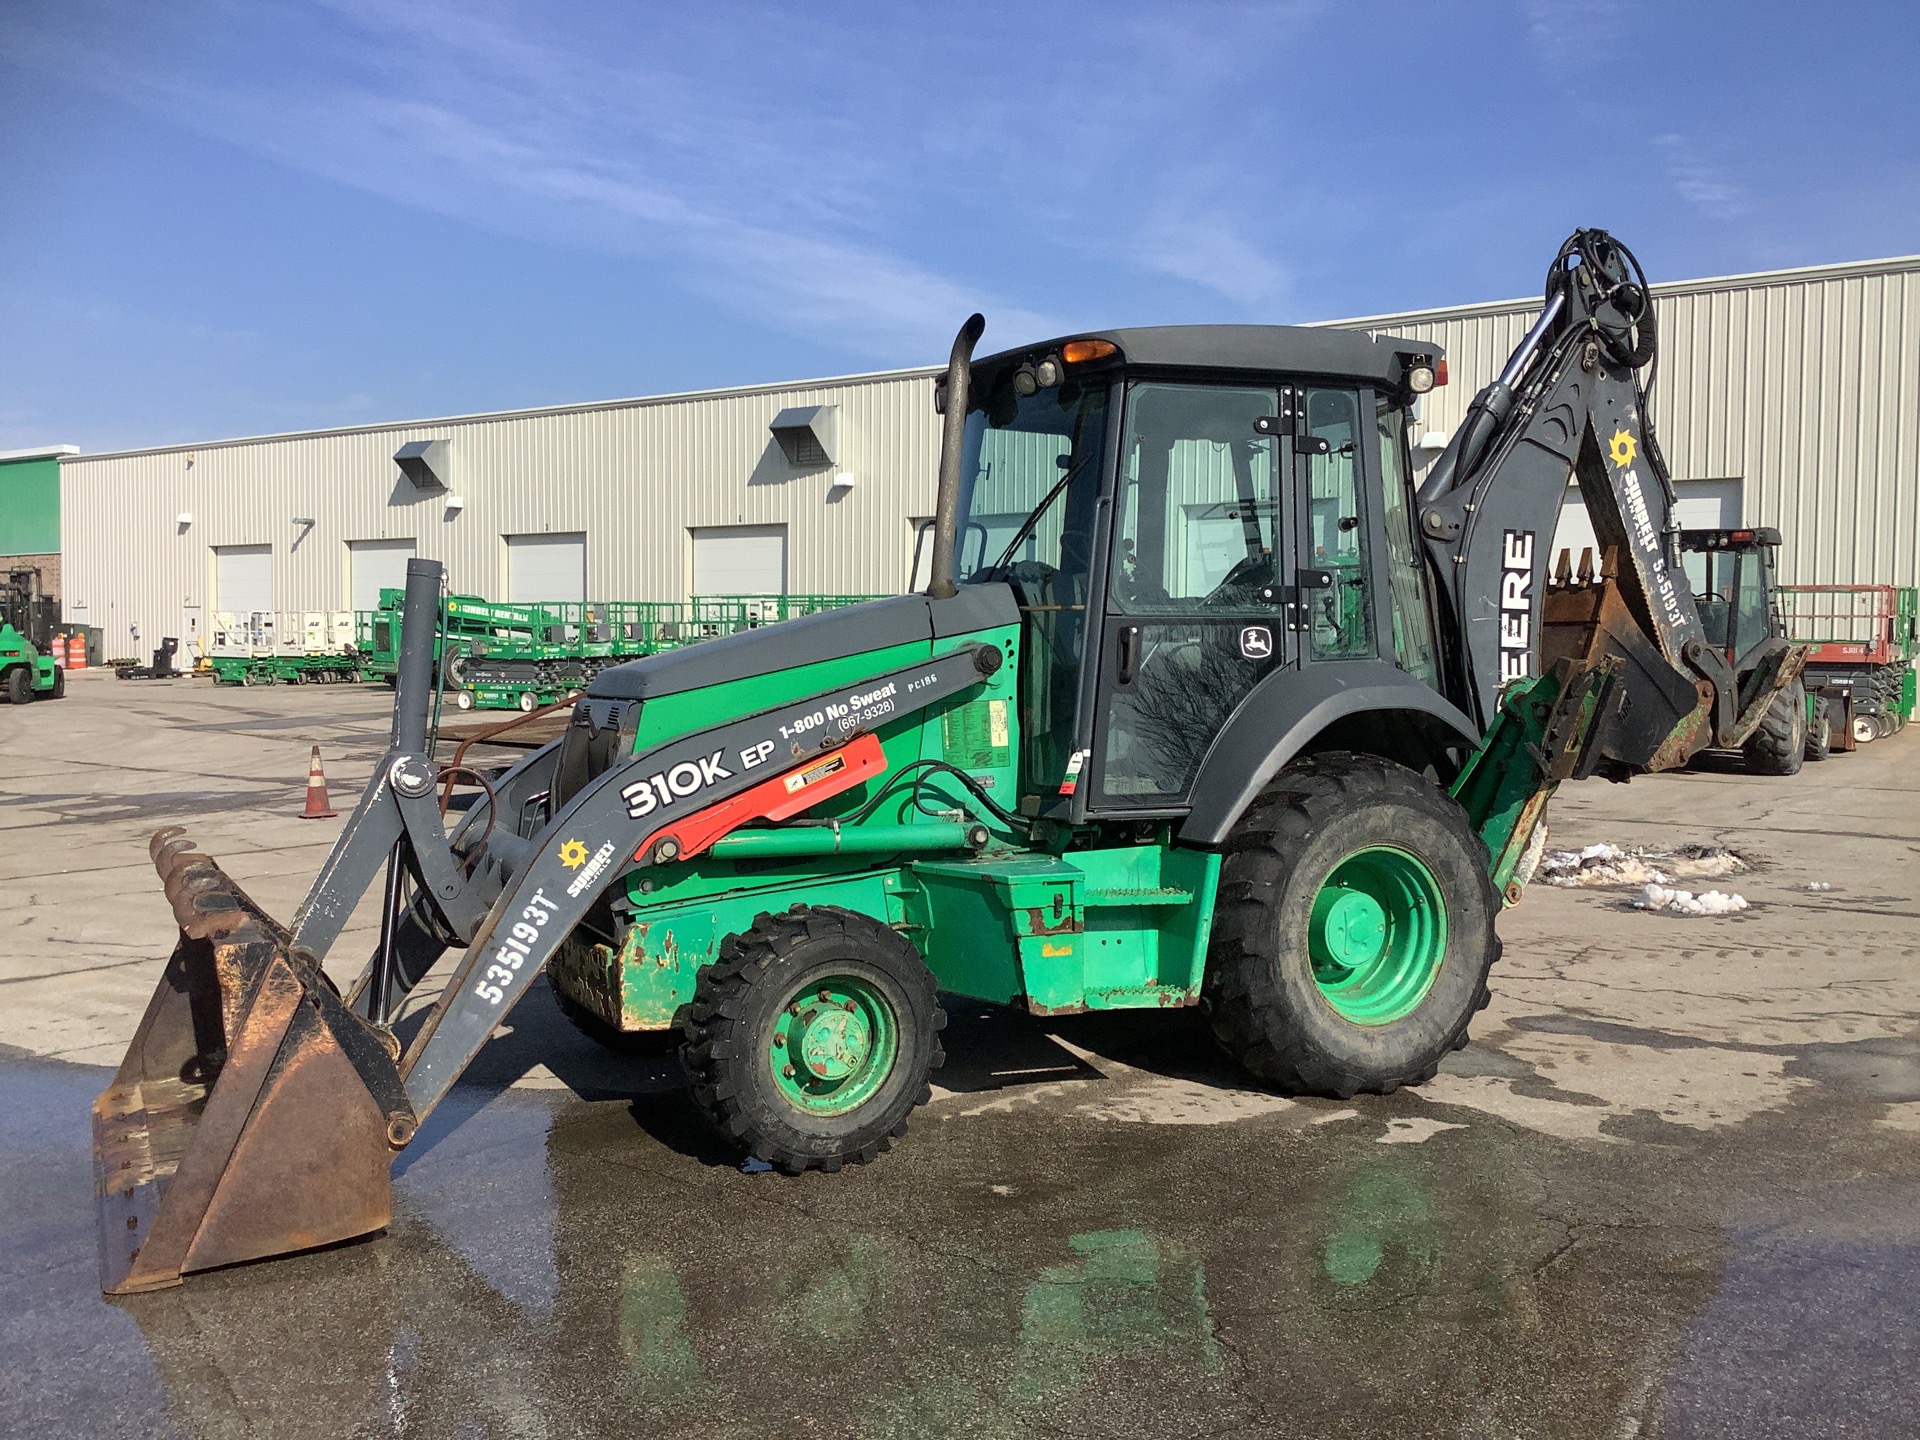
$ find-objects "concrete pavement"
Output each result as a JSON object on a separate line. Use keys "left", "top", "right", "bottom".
{"left": 3, "top": 673, "right": 1918, "bottom": 1437}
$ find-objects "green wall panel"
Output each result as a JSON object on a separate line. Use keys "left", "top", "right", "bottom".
{"left": 0, "top": 458, "right": 60, "bottom": 556}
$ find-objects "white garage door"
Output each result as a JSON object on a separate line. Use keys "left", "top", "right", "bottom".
{"left": 506, "top": 533, "right": 587, "bottom": 602}
{"left": 348, "top": 539, "right": 416, "bottom": 611}
{"left": 1550, "top": 478, "right": 1743, "bottom": 572}
{"left": 214, "top": 544, "right": 273, "bottom": 615}
{"left": 691, "top": 525, "right": 787, "bottom": 595}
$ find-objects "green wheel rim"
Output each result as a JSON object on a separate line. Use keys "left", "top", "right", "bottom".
{"left": 768, "top": 975, "right": 899, "bottom": 1116}
{"left": 1309, "top": 846, "right": 1447, "bottom": 1025}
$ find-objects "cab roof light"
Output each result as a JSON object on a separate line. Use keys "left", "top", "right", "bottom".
{"left": 1730, "top": 529, "right": 1755, "bottom": 543}
{"left": 1435, "top": 358, "right": 1448, "bottom": 386}
{"left": 1061, "top": 338, "right": 1117, "bottom": 364}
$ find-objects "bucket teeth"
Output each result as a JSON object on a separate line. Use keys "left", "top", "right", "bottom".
{"left": 92, "top": 828, "right": 415, "bottom": 1295}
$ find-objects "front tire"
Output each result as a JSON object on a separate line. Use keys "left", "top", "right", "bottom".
{"left": 4, "top": 667, "right": 30, "bottom": 704}
{"left": 681, "top": 906, "right": 945, "bottom": 1173}
{"left": 1743, "top": 677, "right": 1806, "bottom": 776}
{"left": 1203, "top": 753, "right": 1499, "bottom": 1099}
{"left": 1805, "top": 694, "right": 1831, "bottom": 761}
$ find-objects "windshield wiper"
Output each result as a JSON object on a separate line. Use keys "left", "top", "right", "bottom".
{"left": 985, "top": 456, "right": 1090, "bottom": 575}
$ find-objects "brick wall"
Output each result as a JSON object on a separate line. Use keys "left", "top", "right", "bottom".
{"left": 1, "top": 552, "right": 61, "bottom": 601}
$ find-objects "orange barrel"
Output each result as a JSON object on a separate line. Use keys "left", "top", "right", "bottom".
{"left": 68, "top": 633, "right": 88, "bottom": 669}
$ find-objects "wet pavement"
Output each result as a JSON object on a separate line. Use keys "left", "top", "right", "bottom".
{"left": 4, "top": 676, "right": 1920, "bottom": 1437}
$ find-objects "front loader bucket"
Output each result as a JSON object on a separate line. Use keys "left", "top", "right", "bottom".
{"left": 92, "top": 828, "right": 416, "bottom": 1295}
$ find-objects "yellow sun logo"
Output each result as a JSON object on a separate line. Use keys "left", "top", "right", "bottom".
{"left": 1608, "top": 429, "right": 1637, "bottom": 469}
{"left": 557, "top": 838, "right": 589, "bottom": 870}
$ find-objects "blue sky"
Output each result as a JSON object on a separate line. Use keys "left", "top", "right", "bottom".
{"left": 3, "top": 0, "right": 1916, "bottom": 452}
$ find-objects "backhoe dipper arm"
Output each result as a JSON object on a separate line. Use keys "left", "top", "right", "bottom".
{"left": 1415, "top": 229, "right": 1732, "bottom": 745}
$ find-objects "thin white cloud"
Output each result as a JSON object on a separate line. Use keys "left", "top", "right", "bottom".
{"left": 1524, "top": 0, "right": 1626, "bottom": 60}
{"left": 0, "top": 3, "right": 1058, "bottom": 356}
{"left": 1654, "top": 133, "right": 1748, "bottom": 222}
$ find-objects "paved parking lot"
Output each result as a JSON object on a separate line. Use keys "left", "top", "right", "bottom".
{"left": 4, "top": 672, "right": 1919, "bottom": 1438}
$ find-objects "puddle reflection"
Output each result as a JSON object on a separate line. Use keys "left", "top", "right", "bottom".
{"left": 9, "top": 1044, "right": 1918, "bottom": 1439}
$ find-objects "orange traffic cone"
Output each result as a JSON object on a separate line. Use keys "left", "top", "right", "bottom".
{"left": 299, "top": 745, "right": 337, "bottom": 819}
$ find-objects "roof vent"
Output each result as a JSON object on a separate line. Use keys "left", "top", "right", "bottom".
{"left": 769, "top": 406, "right": 837, "bottom": 468}
{"left": 394, "top": 438, "right": 451, "bottom": 492}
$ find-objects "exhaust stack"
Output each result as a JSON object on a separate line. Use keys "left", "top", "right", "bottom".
{"left": 925, "top": 312, "right": 985, "bottom": 601}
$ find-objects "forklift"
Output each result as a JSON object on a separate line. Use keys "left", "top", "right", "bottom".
{"left": 0, "top": 566, "right": 65, "bottom": 702}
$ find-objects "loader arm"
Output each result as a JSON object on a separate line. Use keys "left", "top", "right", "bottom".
{"left": 1416, "top": 229, "right": 1739, "bottom": 770}
{"left": 397, "top": 640, "right": 1002, "bottom": 1122}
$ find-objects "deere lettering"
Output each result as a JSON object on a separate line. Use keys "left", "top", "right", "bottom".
{"left": 1499, "top": 529, "right": 1534, "bottom": 684}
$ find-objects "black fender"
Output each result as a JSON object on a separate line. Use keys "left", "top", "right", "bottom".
{"left": 1178, "top": 660, "right": 1482, "bottom": 846}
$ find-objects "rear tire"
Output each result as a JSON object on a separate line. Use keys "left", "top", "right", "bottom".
{"left": 1742, "top": 677, "right": 1806, "bottom": 776}
{"left": 1804, "top": 694, "right": 1831, "bottom": 761}
{"left": 47, "top": 667, "right": 65, "bottom": 700}
{"left": 1203, "top": 753, "right": 1500, "bottom": 1099}
{"left": 681, "top": 906, "right": 945, "bottom": 1174}
{"left": 4, "top": 667, "right": 29, "bottom": 704}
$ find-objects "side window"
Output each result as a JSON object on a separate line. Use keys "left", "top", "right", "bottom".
{"left": 1732, "top": 551, "right": 1771, "bottom": 660}
{"left": 1110, "top": 383, "right": 1282, "bottom": 612}
{"left": 1688, "top": 551, "right": 1735, "bottom": 651}
{"left": 1373, "top": 397, "right": 1440, "bottom": 687}
{"left": 1302, "top": 388, "right": 1375, "bottom": 660}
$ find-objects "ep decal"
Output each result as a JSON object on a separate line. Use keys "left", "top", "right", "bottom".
{"left": 1499, "top": 529, "right": 1534, "bottom": 684}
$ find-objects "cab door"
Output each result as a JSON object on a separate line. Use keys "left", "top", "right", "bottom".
{"left": 1084, "top": 380, "right": 1296, "bottom": 812}
{"left": 1291, "top": 383, "right": 1382, "bottom": 672}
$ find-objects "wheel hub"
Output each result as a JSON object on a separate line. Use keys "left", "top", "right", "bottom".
{"left": 768, "top": 976, "right": 898, "bottom": 1116}
{"left": 1308, "top": 846, "right": 1448, "bottom": 1026}
{"left": 796, "top": 1004, "right": 872, "bottom": 1080}
{"left": 1318, "top": 890, "right": 1388, "bottom": 968}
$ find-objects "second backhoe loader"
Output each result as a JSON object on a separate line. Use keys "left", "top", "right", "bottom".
{"left": 95, "top": 229, "right": 1802, "bottom": 1294}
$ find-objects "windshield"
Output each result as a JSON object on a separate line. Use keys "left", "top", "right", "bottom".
{"left": 954, "top": 376, "right": 1109, "bottom": 583}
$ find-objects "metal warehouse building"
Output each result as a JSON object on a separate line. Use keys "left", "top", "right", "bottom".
{"left": 57, "top": 368, "right": 942, "bottom": 656}
{"left": 44, "top": 250, "right": 1920, "bottom": 657}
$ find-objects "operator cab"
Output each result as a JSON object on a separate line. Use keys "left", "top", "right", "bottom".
{"left": 1680, "top": 527, "right": 1784, "bottom": 672}
{"left": 944, "top": 326, "right": 1446, "bottom": 820}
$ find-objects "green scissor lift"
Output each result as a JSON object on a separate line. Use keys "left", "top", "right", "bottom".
{"left": 355, "top": 590, "right": 889, "bottom": 711}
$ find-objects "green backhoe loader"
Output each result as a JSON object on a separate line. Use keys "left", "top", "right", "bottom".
{"left": 94, "top": 231, "right": 1803, "bottom": 1293}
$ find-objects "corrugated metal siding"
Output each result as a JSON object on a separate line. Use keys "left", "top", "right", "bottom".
{"left": 61, "top": 370, "right": 941, "bottom": 649}
{"left": 60, "top": 254, "right": 1920, "bottom": 653}
{"left": 1330, "top": 258, "right": 1920, "bottom": 588}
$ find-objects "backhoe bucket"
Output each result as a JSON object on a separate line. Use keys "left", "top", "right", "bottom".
{"left": 1540, "top": 547, "right": 1714, "bottom": 775}
{"left": 92, "top": 828, "right": 416, "bottom": 1295}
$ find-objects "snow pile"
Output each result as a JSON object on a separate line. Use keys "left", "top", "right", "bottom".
{"left": 1666, "top": 843, "right": 1749, "bottom": 880}
{"left": 1805, "top": 881, "right": 1836, "bottom": 892}
{"left": 1632, "top": 884, "right": 1750, "bottom": 916}
{"left": 1539, "top": 841, "right": 1748, "bottom": 889}
{"left": 1539, "top": 843, "right": 1670, "bottom": 887}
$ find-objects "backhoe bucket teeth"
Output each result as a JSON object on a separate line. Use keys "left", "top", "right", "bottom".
{"left": 92, "top": 827, "right": 416, "bottom": 1295}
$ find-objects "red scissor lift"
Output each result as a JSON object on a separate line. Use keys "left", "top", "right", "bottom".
{"left": 1779, "top": 584, "right": 1918, "bottom": 746}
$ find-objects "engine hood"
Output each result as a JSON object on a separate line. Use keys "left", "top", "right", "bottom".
{"left": 585, "top": 585, "right": 1018, "bottom": 702}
